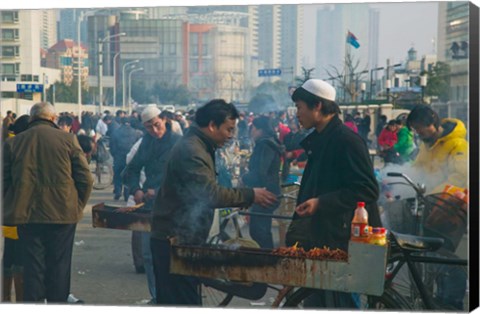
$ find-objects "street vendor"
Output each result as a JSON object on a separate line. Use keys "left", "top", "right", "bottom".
{"left": 285, "top": 79, "right": 381, "bottom": 309}
{"left": 150, "top": 99, "right": 277, "bottom": 306}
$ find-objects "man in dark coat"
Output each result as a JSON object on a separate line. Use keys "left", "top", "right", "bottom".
{"left": 286, "top": 79, "right": 380, "bottom": 309}
{"left": 109, "top": 117, "right": 142, "bottom": 200}
{"left": 150, "top": 99, "right": 277, "bottom": 306}
{"left": 121, "top": 106, "right": 182, "bottom": 303}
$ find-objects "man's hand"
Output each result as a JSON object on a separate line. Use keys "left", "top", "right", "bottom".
{"left": 253, "top": 188, "right": 277, "bottom": 208}
{"left": 134, "top": 190, "right": 144, "bottom": 204}
{"left": 144, "top": 189, "right": 156, "bottom": 200}
{"left": 295, "top": 198, "right": 319, "bottom": 217}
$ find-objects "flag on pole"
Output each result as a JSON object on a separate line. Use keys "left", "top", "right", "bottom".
{"left": 346, "top": 31, "right": 360, "bottom": 49}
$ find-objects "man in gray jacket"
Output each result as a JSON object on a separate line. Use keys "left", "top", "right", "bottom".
{"left": 3, "top": 102, "right": 93, "bottom": 303}
{"left": 150, "top": 99, "right": 277, "bottom": 306}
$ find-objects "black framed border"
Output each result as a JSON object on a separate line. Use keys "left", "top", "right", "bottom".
{"left": 468, "top": 1, "right": 479, "bottom": 312}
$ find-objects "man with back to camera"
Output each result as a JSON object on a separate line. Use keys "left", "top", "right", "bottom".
{"left": 285, "top": 79, "right": 380, "bottom": 309}
{"left": 150, "top": 99, "right": 277, "bottom": 306}
{"left": 3, "top": 102, "right": 93, "bottom": 303}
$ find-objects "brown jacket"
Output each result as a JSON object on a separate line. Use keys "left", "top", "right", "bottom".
{"left": 3, "top": 119, "right": 93, "bottom": 225}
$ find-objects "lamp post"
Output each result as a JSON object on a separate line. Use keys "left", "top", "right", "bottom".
{"left": 369, "top": 66, "right": 384, "bottom": 100}
{"left": 385, "top": 79, "right": 391, "bottom": 103}
{"left": 128, "top": 67, "right": 143, "bottom": 113}
{"left": 420, "top": 75, "right": 428, "bottom": 104}
{"left": 113, "top": 52, "right": 120, "bottom": 107}
{"left": 98, "top": 32, "right": 126, "bottom": 114}
{"left": 360, "top": 82, "right": 366, "bottom": 103}
{"left": 122, "top": 59, "right": 139, "bottom": 111}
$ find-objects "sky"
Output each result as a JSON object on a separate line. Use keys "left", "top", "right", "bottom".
{"left": 302, "top": 2, "right": 439, "bottom": 67}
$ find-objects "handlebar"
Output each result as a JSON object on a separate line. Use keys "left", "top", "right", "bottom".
{"left": 387, "top": 172, "right": 426, "bottom": 196}
{"left": 281, "top": 182, "right": 301, "bottom": 188}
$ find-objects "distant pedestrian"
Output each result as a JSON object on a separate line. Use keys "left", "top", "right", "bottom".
{"left": 242, "top": 116, "right": 282, "bottom": 248}
{"left": 3, "top": 102, "right": 93, "bottom": 303}
{"left": 344, "top": 114, "right": 358, "bottom": 133}
{"left": 110, "top": 117, "right": 142, "bottom": 201}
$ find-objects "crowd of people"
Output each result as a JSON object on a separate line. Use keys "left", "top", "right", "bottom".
{"left": 1, "top": 78, "right": 469, "bottom": 309}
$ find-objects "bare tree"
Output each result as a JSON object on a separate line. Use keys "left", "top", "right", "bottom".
{"left": 294, "top": 67, "right": 315, "bottom": 85}
{"left": 324, "top": 52, "right": 368, "bottom": 103}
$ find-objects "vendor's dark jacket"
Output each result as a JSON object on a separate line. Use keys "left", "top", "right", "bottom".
{"left": 151, "top": 125, "right": 255, "bottom": 244}
{"left": 110, "top": 124, "right": 142, "bottom": 160}
{"left": 286, "top": 115, "right": 381, "bottom": 251}
{"left": 123, "top": 129, "right": 181, "bottom": 208}
{"left": 3, "top": 119, "right": 93, "bottom": 225}
{"left": 242, "top": 135, "right": 283, "bottom": 197}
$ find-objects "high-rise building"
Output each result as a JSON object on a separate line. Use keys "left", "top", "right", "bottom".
{"left": 280, "top": 4, "right": 303, "bottom": 84}
{"left": 257, "top": 5, "right": 281, "bottom": 70}
{"left": 40, "top": 9, "right": 57, "bottom": 51}
{"left": 59, "top": 9, "right": 76, "bottom": 41}
{"left": 437, "top": 1, "right": 469, "bottom": 116}
{"left": 0, "top": 9, "right": 61, "bottom": 102}
{"left": 315, "top": 4, "right": 377, "bottom": 79}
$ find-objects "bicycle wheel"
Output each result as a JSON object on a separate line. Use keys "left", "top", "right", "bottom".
{"left": 281, "top": 287, "right": 313, "bottom": 308}
{"left": 93, "top": 159, "right": 113, "bottom": 190}
{"left": 389, "top": 251, "right": 468, "bottom": 311}
{"left": 364, "top": 288, "right": 413, "bottom": 310}
{"left": 201, "top": 284, "right": 234, "bottom": 307}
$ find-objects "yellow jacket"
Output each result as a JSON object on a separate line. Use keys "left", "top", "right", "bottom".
{"left": 413, "top": 118, "right": 468, "bottom": 193}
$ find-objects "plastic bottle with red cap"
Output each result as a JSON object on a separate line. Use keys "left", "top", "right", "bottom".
{"left": 351, "top": 201, "right": 369, "bottom": 242}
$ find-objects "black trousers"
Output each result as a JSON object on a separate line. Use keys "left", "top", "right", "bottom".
{"left": 17, "top": 223, "right": 76, "bottom": 303}
{"left": 151, "top": 237, "right": 201, "bottom": 306}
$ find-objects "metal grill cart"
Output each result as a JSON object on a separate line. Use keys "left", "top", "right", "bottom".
{"left": 92, "top": 202, "right": 151, "bottom": 232}
{"left": 170, "top": 241, "right": 388, "bottom": 296}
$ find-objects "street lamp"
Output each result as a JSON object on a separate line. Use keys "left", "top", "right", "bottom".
{"left": 98, "top": 32, "right": 126, "bottom": 114}
{"left": 420, "top": 75, "right": 428, "bottom": 104}
{"left": 128, "top": 67, "right": 143, "bottom": 113}
{"left": 122, "top": 59, "right": 139, "bottom": 111}
{"left": 385, "top": 79, "right": 391, "bottom": 103}
{"left": 113, "top": 52, "right": 120, "bottom": 107}
{"left": 369, "top": 67, "right": 384, "bottom": 100}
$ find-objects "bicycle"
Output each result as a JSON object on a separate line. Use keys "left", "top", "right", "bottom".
{"left": 92, "top": 136, "right": 113, "bottom": 190}
{"left": 367, "top": 172, "right": 469, "bottom": 311}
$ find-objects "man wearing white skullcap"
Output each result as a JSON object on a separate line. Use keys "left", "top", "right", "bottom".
{"left": 122, "top": 104, "right": 181, "bottom": 304}
{"left": 285, "top": 79, "right": 381, "bottom": 309}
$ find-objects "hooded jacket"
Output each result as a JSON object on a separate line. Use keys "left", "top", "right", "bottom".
{"left": 151, "top": 125, "right": 255, "bottom": 244}
{"left": 286, "top": 115, "right": 380, "bottom": 251}
{"left": 413, "top": 118, "right": 468, "bottom": 193}
{"left": 3, "top": 119, "right": 93, "bottom": 225}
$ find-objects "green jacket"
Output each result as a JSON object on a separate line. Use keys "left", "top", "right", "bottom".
{"left": 3, "top": 119, "right": 93, "bottom": 225}
{"left": 151, "top": 125, "right": 254, "bottom": 244}
{"left": 393, "top": 126, "right": 414, "bottom": 159}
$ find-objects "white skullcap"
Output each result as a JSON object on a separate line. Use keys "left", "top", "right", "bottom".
{"left": 141, "top": 106, "right": 161, "bottom": 123}
{"left": 301, "top": 79, "right": 336, "bottom": 102}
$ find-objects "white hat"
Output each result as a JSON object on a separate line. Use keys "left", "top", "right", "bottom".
{"left": 301, "top": 79, "right": 336, "bottom": 102}
{"left": 141, "top": 106, "right": 161, "bottom": 123}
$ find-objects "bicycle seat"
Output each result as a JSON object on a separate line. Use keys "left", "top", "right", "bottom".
{"left": 390, "top": 231, "right": 444, "bottom": 252}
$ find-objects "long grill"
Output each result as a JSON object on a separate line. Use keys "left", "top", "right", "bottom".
{"left": 170, "top": 241, "right": 388, "bottom": 296}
